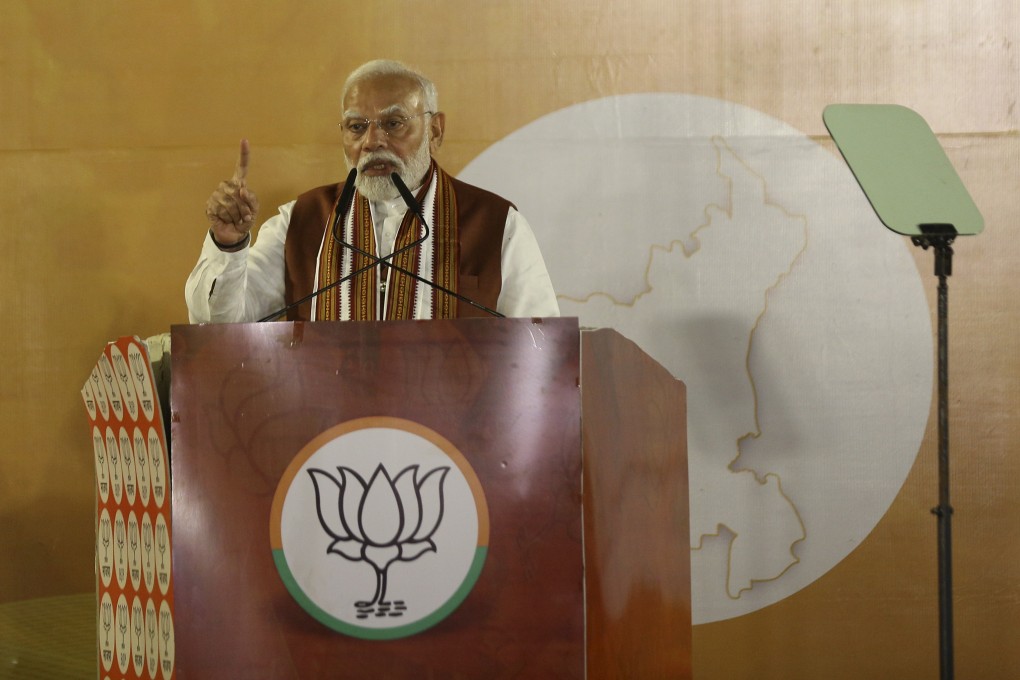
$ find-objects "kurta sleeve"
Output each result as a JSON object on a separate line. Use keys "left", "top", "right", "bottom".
{"left": 496, "top": 208, "right": 560, "bottom": 318}
{"left": 184, "top": 200, "right": 296, "bottom": 323}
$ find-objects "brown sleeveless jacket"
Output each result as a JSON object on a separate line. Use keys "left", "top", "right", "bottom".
{"left": 284, "top": 174, "right": 511, "bottom": 320}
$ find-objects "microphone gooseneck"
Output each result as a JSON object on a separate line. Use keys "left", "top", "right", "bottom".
{"left": 388, "top": 172, "right": 502, "bottom": 318}
{"left": 258, "top": 168, "right": 363, "bottom": 322}
{"left": 329, "top": 167, "right": 358, "bottom": 247}
{"left": 258, "top": 169, "right": 503, "bottom": 321}
{"left": 390, "top": 172, "right": 426, "bottom": 222}
{"left": 337, "top": 168, "right": 358, "bottom": 221}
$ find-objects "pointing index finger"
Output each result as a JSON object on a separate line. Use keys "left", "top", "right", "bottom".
{"left": 233, "top": 138, "right": 251, "bottom": 182}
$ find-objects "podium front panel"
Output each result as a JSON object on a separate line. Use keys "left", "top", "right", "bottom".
{"left": 169, "top": 318, "right": 583, "bottom": 679}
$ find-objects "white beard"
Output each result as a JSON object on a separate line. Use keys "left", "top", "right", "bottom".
{"left": 346, "top": 132, "right": 432, "bottom": 201}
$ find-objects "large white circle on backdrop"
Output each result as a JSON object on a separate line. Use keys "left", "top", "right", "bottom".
{"left": 459, "top": 94, "right": 932, "bottom": 624}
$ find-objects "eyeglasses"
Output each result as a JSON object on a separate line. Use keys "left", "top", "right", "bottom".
{"left": 339, "top": 112, "right": 434, "bottom": 140}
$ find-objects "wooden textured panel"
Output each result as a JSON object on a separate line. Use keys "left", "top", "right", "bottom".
{"left": 169, "top": 318, "right": 583, "bottom": 679}
{"left": 581, "top": 329, "right": 691, "bottom": 679}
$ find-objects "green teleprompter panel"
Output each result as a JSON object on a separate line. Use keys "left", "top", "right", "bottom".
{"left": 824, "top": 104, "right": 983, "bottom": 236}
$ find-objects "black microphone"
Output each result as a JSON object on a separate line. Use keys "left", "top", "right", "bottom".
{"left": 391, "top": 172, "right": 428, "bottom": 225}
{"left": 335, "top": 167, "right": 358, "bottom": 227}
{"left": 383, "top": 172, "right": 502, "bottom": 317}
{"left": 314, "top": 171, "right": 502, "bottom": 318}
{"left": 259, "top": 170, "right": 503, "bottom": 321}
{"left": 258, "top": 169, "right": 431, "bottom": 322}
{"left": 327, "top": 167, "right": 360, "bottom": 259}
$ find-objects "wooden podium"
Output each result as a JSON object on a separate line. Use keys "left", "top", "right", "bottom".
{"left": 168, "top": 317, "right": 689, "bottom": 679}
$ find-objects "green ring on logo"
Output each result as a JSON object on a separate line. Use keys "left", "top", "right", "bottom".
{"left": 272, "top": 546, "right": 487, "bottom": 640}
{"left": 270, "top": 417, "right": 491, "bottom": 640}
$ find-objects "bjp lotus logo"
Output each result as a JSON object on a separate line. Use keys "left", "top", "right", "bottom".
{"left": 271, "top": 417, "right": 490, "bottom": 640}
{"left": 307, "top": 463, "right": 449, "bottom": 617}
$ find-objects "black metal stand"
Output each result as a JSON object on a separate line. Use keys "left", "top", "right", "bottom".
{"left": 824, "top": 105, "right": 982, "bottom": 679}
{"left": 911, "top": 224, "right": 956, "bottom": 680}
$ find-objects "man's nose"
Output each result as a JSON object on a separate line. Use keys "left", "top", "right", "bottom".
{"left": 363, "top": 121, "right": 389, "bottom": 149}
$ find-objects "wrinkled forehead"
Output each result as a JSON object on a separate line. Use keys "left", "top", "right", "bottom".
{"left": 342, "top": 74, "right": 424, "bottom": 118}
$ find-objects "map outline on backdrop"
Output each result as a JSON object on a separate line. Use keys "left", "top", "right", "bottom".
{"left": 459, "top": 93, "right": 933, "bottom": 624}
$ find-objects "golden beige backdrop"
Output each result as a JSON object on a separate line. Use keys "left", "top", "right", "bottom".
{"left": 1, "top": 1, "right": 1017, "bottom": 677}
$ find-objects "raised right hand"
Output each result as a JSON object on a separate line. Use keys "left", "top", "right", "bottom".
{"left": 205, "top": 139, "right": 260, "bottom": 246}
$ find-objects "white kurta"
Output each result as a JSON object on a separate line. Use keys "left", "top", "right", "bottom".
{"left": 185, "top": 197, "right": 560, "bottom": 323}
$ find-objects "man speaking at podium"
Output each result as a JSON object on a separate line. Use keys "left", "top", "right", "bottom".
{"left": 186, "top": 59, "right": 559, "bottom": 323}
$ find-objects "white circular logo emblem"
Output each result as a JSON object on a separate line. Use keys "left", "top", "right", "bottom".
{"left": 270, "top": 417, "right": 490, "bottom": 639}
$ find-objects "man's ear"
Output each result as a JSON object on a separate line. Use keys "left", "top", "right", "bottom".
{"left": 429, "top": 112, "right": 446, "bottom": 152}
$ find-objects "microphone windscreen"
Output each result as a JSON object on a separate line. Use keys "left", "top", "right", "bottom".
{"left": 390, "top": 172, "right": 420, "bottom": 213}
{"left": 337, "top": 167, "right": 358, "bottom": 217}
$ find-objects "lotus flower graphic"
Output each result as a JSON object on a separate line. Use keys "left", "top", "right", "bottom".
{"left": 308, "top": 463, "right": 449, "bottom": 616}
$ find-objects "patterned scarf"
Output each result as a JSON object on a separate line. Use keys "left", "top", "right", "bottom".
{"left": 311, "top": 162, "right": 459, "bottom": 321}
